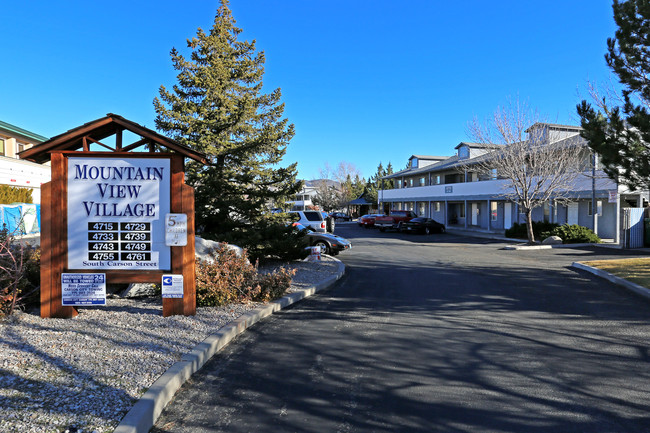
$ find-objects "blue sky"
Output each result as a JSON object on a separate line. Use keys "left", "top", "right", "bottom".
{"left": 2, "top": 1, "right": 617, "bottom": 180}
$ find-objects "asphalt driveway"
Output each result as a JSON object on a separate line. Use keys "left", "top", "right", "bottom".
{"left": 152, "top": 226, "right": 650, "bottom": 433}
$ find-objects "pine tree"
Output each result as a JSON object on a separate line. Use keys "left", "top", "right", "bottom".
{"left": 154, "top": 1, "right": 304, "bottom": 260}
{"left": 364, "top": 162, "right": 390, "bottom": 205}
{"left": 577, "top": 0, "right": 650, "bottom": 189}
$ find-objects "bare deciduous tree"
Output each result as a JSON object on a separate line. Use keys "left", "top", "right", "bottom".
{"left": 312, "top": 179, "right": 341, "bottom": 212}
{"left": 463, "top": 99, "right": 586, "bottom": 243}
{"left": 314, "top": 161, "right": 364, "bottom": 211}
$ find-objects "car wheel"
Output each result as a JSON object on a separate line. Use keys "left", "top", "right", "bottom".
{"left": 314, "top": 241, "right": 329, "bottom": 255}
{"left": 424, "top": 226, "right": 431, "bottom": 235}
{"left": 440, "top": 227, "right": 446, "bottom": 233}
{"left": 379, "top": 227, "right": 386, "bottom": 232}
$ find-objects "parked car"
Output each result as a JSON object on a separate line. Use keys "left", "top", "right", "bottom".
{"left": 288, "top": 210, "right": 327, "bottom": 233}
{"left": 400, "top": 217, "right": 446, "bottom": 234}
{"left": 358, "top": 214, "right": 384, "bottom": 228}
{"left": 292, "top": 223, "right": 351, "bottom": 255}
{"left": 375, "top": 210, "right": 418, "bottom": 232}
{"left": 321, "top": 211, "right": 335, "bottom": 233}
{"left": 330, "top": 212, "right": 351, "bottom": 221}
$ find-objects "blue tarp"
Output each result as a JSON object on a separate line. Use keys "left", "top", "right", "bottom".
{"left": 0, "top": 203, "right": 40, "bottom": 235}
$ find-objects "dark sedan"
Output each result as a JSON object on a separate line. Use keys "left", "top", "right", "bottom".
{"left": 293, "top": 223, "right": 352, "bottom": 255}
{"left": 329, "top": 212, "right": 351, "bottom": 221}
{"left": 400, "top": 217, "right": 445, "bottom": 234}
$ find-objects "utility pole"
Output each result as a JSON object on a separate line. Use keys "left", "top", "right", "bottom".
{"left": 592, "top": 152, "right": 598, "bottom": 235}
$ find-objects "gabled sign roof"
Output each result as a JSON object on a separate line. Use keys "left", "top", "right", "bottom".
{"left": 20, "top": 113, "right": 208, "bottom": 165}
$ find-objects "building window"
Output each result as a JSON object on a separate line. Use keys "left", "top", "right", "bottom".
{"left": 459, "top": 204, "right": 465, "bottom": 218}
{"left": 588, "top": 201, "right": 603, "bottom": 216}
{"left": 419, "top": 202, "right": 426, "bottom": 216}
{"left": 411, "top": 158, "right": 418, "bottom": 169}
{"left": 543, "top": 202, "right": 550, "bottom": 222}
{"left": 491, "top": 202, "right": 497, "bottom": 221}
{"left": 396, "top": 179, "right": 402, "bottom": 188}
{"left": 435, "top": 175, "right": 441, "bottom": 184}
{"left": 0, "top": 138, "right": 5, "bottom": 156}
{"left": 419, "top": 177, "right": 426, "bottom": 186}
{"left": 434, "top": 202, "right": 441, "bottom": 212}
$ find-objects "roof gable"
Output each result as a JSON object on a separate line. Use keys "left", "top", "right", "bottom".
{"left": 20, "top": 113, "right": 208, "bottom": 165}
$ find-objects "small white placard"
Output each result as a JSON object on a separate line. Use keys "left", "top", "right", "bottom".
{"left": 165, "top": 214, "right": 188, "bottom": 246}
{"left": 609, "top": 190, "right": 618, "bottom": 203}
{"left": 162, "top": 274, "right": 184, "bottom": 298}
{"left": 62, "top": 273, "right": 106, "bottom": 306}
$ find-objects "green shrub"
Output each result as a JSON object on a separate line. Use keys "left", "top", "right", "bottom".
{"left": 505, "top": 221, "right": 559, "bottom": 239}
{"left": 215, "top": 216, "right": 309, "bottom": 263}
{"left": 0, "top": 185, "right": 33, "bottom": 204}
{"left": 545, "top": 224, "right": 601, "bottom": 244}
{"left": 195, "top": 243, "right": 295, "bottom": 307}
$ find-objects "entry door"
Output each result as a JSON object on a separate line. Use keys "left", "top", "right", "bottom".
{"left": 568, "top": 202, "right": 579, "bottom": 225}
{"left": 504, "top": 203, "right": 512, "bottom": 229}
{"left": 471, "top": 203, "right": 478, "bottom": 225}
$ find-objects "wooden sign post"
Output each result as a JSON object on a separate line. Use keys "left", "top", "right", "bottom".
{"left": 21, "top": 114, "right": 208, "bottom": 318}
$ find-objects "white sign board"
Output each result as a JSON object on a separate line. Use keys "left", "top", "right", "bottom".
{"left": 62, "top": 273, "right": 106, "bottom": 306}
{"left": 162, "top": 274, "right": 184, "bottom": 298}
{"left": 165, "top": 214, "right": 188, "bottom": 246}
{"left": 67, "top": 157, "right": 171, "bottom": 270}
{"left": 609, "top": 190, "right": 618, "bottom": 203}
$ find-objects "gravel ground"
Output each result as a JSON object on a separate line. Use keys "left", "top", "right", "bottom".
{"left": 0, "top": 256, "right": 340, "bottom": 433}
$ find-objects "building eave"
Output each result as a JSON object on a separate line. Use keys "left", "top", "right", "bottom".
{"left": 0, "top": 120, "right": 49, "bottom": 143}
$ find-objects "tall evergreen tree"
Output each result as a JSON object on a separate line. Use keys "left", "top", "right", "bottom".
{"left": 577, "top": 0, "right": 650, "bottom": 190}
{"left": 154, "top": 1, "right": 304, "bottom": 259}
{"left": 365, "top": 162, "right": 393, "bottom": 205}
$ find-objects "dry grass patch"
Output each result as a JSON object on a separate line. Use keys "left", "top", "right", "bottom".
{"left": 582, "top": 258, "right": 650, "bottom": 289}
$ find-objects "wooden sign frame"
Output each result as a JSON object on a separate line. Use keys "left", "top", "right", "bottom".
{"left": 40, "top": 152, "right": 195, "bottom": 318}
{"left": 20, "top": 114, "right": 208, "bottom": 319}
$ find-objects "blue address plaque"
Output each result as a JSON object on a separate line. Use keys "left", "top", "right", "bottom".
{"left": 62, "top": 273, "right": 106, "bottom": 306}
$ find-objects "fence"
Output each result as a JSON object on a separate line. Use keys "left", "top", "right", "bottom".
{"left": 622, "top": 207, "right": 644, "bottom": 249}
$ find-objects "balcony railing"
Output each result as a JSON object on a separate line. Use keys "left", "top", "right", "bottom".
{"left": 380, "top": 172, "right": 618, "bottom": 201}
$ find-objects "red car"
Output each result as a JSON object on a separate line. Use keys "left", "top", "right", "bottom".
{"left": 357, "top": 214, "right": 385, "bottom": 228}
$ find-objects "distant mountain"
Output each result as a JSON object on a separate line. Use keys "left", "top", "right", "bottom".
{"left": 304, "top": 179, "right": 340, "bottom": 188}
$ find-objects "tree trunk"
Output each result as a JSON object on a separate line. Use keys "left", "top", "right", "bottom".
{"left": 525, "top": 209, "right": 535, "bottom": 244}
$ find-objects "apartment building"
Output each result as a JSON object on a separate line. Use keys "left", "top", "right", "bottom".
{"left": 379, "top": 123, "right": 647, "bottom": 243}
{"left": 0, "top": 120, "right": 50, "bottom": 203}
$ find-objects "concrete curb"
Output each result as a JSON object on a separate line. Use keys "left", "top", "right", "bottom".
{"left": 571, "top": 261, "right": 650, "bottom": 300}
{"left": 114, "top": 258, "right": 346, "bottom": 433}
{"left": 503, "top": 242, "right": 597, "bottom": 251}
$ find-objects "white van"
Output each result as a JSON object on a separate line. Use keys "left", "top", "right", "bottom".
{"left": 288, "top": 210, "right": 327, "bottom": 233}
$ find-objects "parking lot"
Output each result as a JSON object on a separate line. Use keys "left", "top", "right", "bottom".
{"left": 154, "top": 222, "right": 650, "bottom": 433}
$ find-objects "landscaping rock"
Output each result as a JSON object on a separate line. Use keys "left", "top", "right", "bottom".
{"left": 542, "top": 235, "right": 563, "bottom": 245}
{"left": 121, "top": 283, "right": 158, "bottom": 298}
{"left": 195, "top": 237, "right": 244, "bottom": 262}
